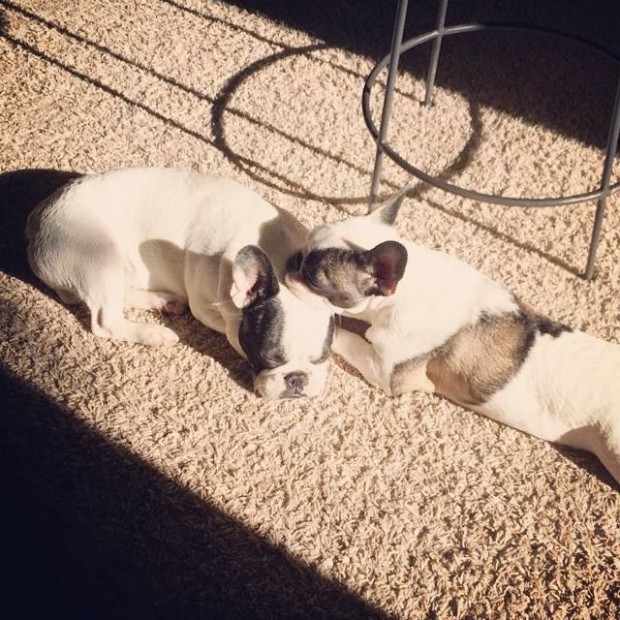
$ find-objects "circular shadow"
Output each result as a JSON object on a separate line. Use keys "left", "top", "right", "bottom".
{"left": 211, "top": 44, "right": 482, "bottom": 208}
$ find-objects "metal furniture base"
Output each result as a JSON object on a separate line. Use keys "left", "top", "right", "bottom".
{"left": 364, "top": 0, "right": 620, "bottom": 279}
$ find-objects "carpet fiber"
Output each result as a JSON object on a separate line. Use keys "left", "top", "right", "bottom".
{"left": 1, "top": 1, "right": 619, "bottom": 618}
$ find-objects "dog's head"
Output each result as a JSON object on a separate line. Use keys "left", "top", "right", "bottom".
{"left": 231, "top": 245, "right": 334, "bottom": 400}
{"left": 285, "top": 191, "right": 408, "bottom": 314}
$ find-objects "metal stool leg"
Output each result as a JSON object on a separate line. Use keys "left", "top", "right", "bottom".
{"left": 366, "top": 4, "right": 619, "bottom": 274}
{"left": 424, "top": 0, "right": 450, "bottom": 106}
{"left": 369, "top": 0, "right": 409, "bottom": 205}
{"left": 584, "top": 75, "right": 620, "bottom": 280}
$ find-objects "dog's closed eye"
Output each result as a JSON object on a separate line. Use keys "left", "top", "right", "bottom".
{"left": 302, "top": 269, "right": 322, "bottom": 290}
{"left": 286, "top": 250, "right": 304, "bottom": 273}
{"left": 286, "top": 250, "right": 324, "bottom": 290}
{"left": 299, "top": 260, "right": 323, "bottom": 290}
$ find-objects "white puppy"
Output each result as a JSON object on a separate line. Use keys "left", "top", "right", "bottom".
{"left": 26, "top": 167, "right": 334, "bottom": 400}
{"left": 286, "top": 192, "right": 620, "bottom": 485}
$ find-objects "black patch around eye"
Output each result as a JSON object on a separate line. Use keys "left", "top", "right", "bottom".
{"left": 303, "top": 248, "right": 361, "bottom": 291}
{"left": 299, "top": 256, "right": 322, "bottom": 290}
{"left": 298, "top": 249, "right": 368, "bottom": 309}
{"left": 239, "top": 297, "right": 287, "bottom": 373}
{"left": 286, "top": 250, "right": 304, "bottom": 273}
{"left": 302, "top": 248, "right": 354, "bottom": 284}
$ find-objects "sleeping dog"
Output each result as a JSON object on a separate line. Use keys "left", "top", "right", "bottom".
{"left": 26, "top": 167, "right": 334, "bottom": 399}
{"left": 285, "top": 191, "right": 620, "bottom": 485}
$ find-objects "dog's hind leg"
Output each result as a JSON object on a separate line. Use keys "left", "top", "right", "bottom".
{"left": 55, "top": 288, "right": 82, "bottom": 306}
{"left": 593, "top": 430, "right": 620, "bottom": 487}
{"left": 88, "top": 289, "right": 179, "bottom": 346}
{"left": 564, "top": 425, "right": 620, "bottom": 487}
{"left": 83, "top": 247, "right": 179, "bottom": 346}
{"left": 124, "top": 288, "right": 187, "bottom": 315}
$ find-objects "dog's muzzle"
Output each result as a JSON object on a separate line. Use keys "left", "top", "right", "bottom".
{"left": 282, "top": 370, "right": 308, "bottom": 398}
{"left": 253, "top": 361, "right": 328, "bottom": 400}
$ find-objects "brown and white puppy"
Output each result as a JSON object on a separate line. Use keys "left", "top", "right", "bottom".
{"left": 286, "top": 192, "right": 620, "bottom": 485}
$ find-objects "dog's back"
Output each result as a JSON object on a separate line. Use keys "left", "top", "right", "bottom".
{"left": 479, "top": 327, "right": 620, "bottom": 476}
{"left": 29, "top": 169, "right": 269, "bottom": 275}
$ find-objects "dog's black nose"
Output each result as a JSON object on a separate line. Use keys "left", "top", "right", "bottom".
{"left": 284, "top": 371, "right": 308, "bottom": 396}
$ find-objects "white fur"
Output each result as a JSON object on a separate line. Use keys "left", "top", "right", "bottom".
{"left": 478, "top": 330, "right": 620, "bottom": 482}
{"left": 26, "top": 167, "right": 332, "bottom": 400}
{"left": 288, "top": 207, "right": 620, "bottom": 485}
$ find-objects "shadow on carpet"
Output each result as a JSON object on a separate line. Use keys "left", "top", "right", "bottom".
{"left": 0, "top": 364, "right": 391, "bottom": 619}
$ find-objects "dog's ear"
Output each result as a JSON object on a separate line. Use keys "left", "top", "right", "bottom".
{"left": 368, "top": 185, "right": 409, "bottom": 225}
{"left": 361, "top": 241, "right": 408, "bottom": 296}
{"left": 231, "top": 245, "right": 280, "bottom": 308}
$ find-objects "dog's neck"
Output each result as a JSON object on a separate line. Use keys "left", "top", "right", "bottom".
{"left": 345, "top": 238, "right": 520, "bottom": 344}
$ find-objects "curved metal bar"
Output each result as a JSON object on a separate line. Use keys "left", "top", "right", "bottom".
{"left": 362, "top": 22, "right": 620, "bottom": 209}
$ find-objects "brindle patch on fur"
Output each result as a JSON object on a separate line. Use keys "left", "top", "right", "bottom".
{"left": 534, "top": 314, "right": 572, "bottom": 337}
{"left": 390, "top": 356, "right": 435, "bottom": 396}
{"left": 391, "top": 307, "right": 572, "bottom": 405}
{"left": 426, "top": 311, "right": 535, "bottom": 406}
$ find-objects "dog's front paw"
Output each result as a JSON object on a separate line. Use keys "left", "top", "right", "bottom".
{"left": 139, "top": 325, "right": 180, "bottom": 346}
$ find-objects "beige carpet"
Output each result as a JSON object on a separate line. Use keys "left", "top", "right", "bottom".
{"left": 2, "top": 1, "right": 620, "bottom": 618}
